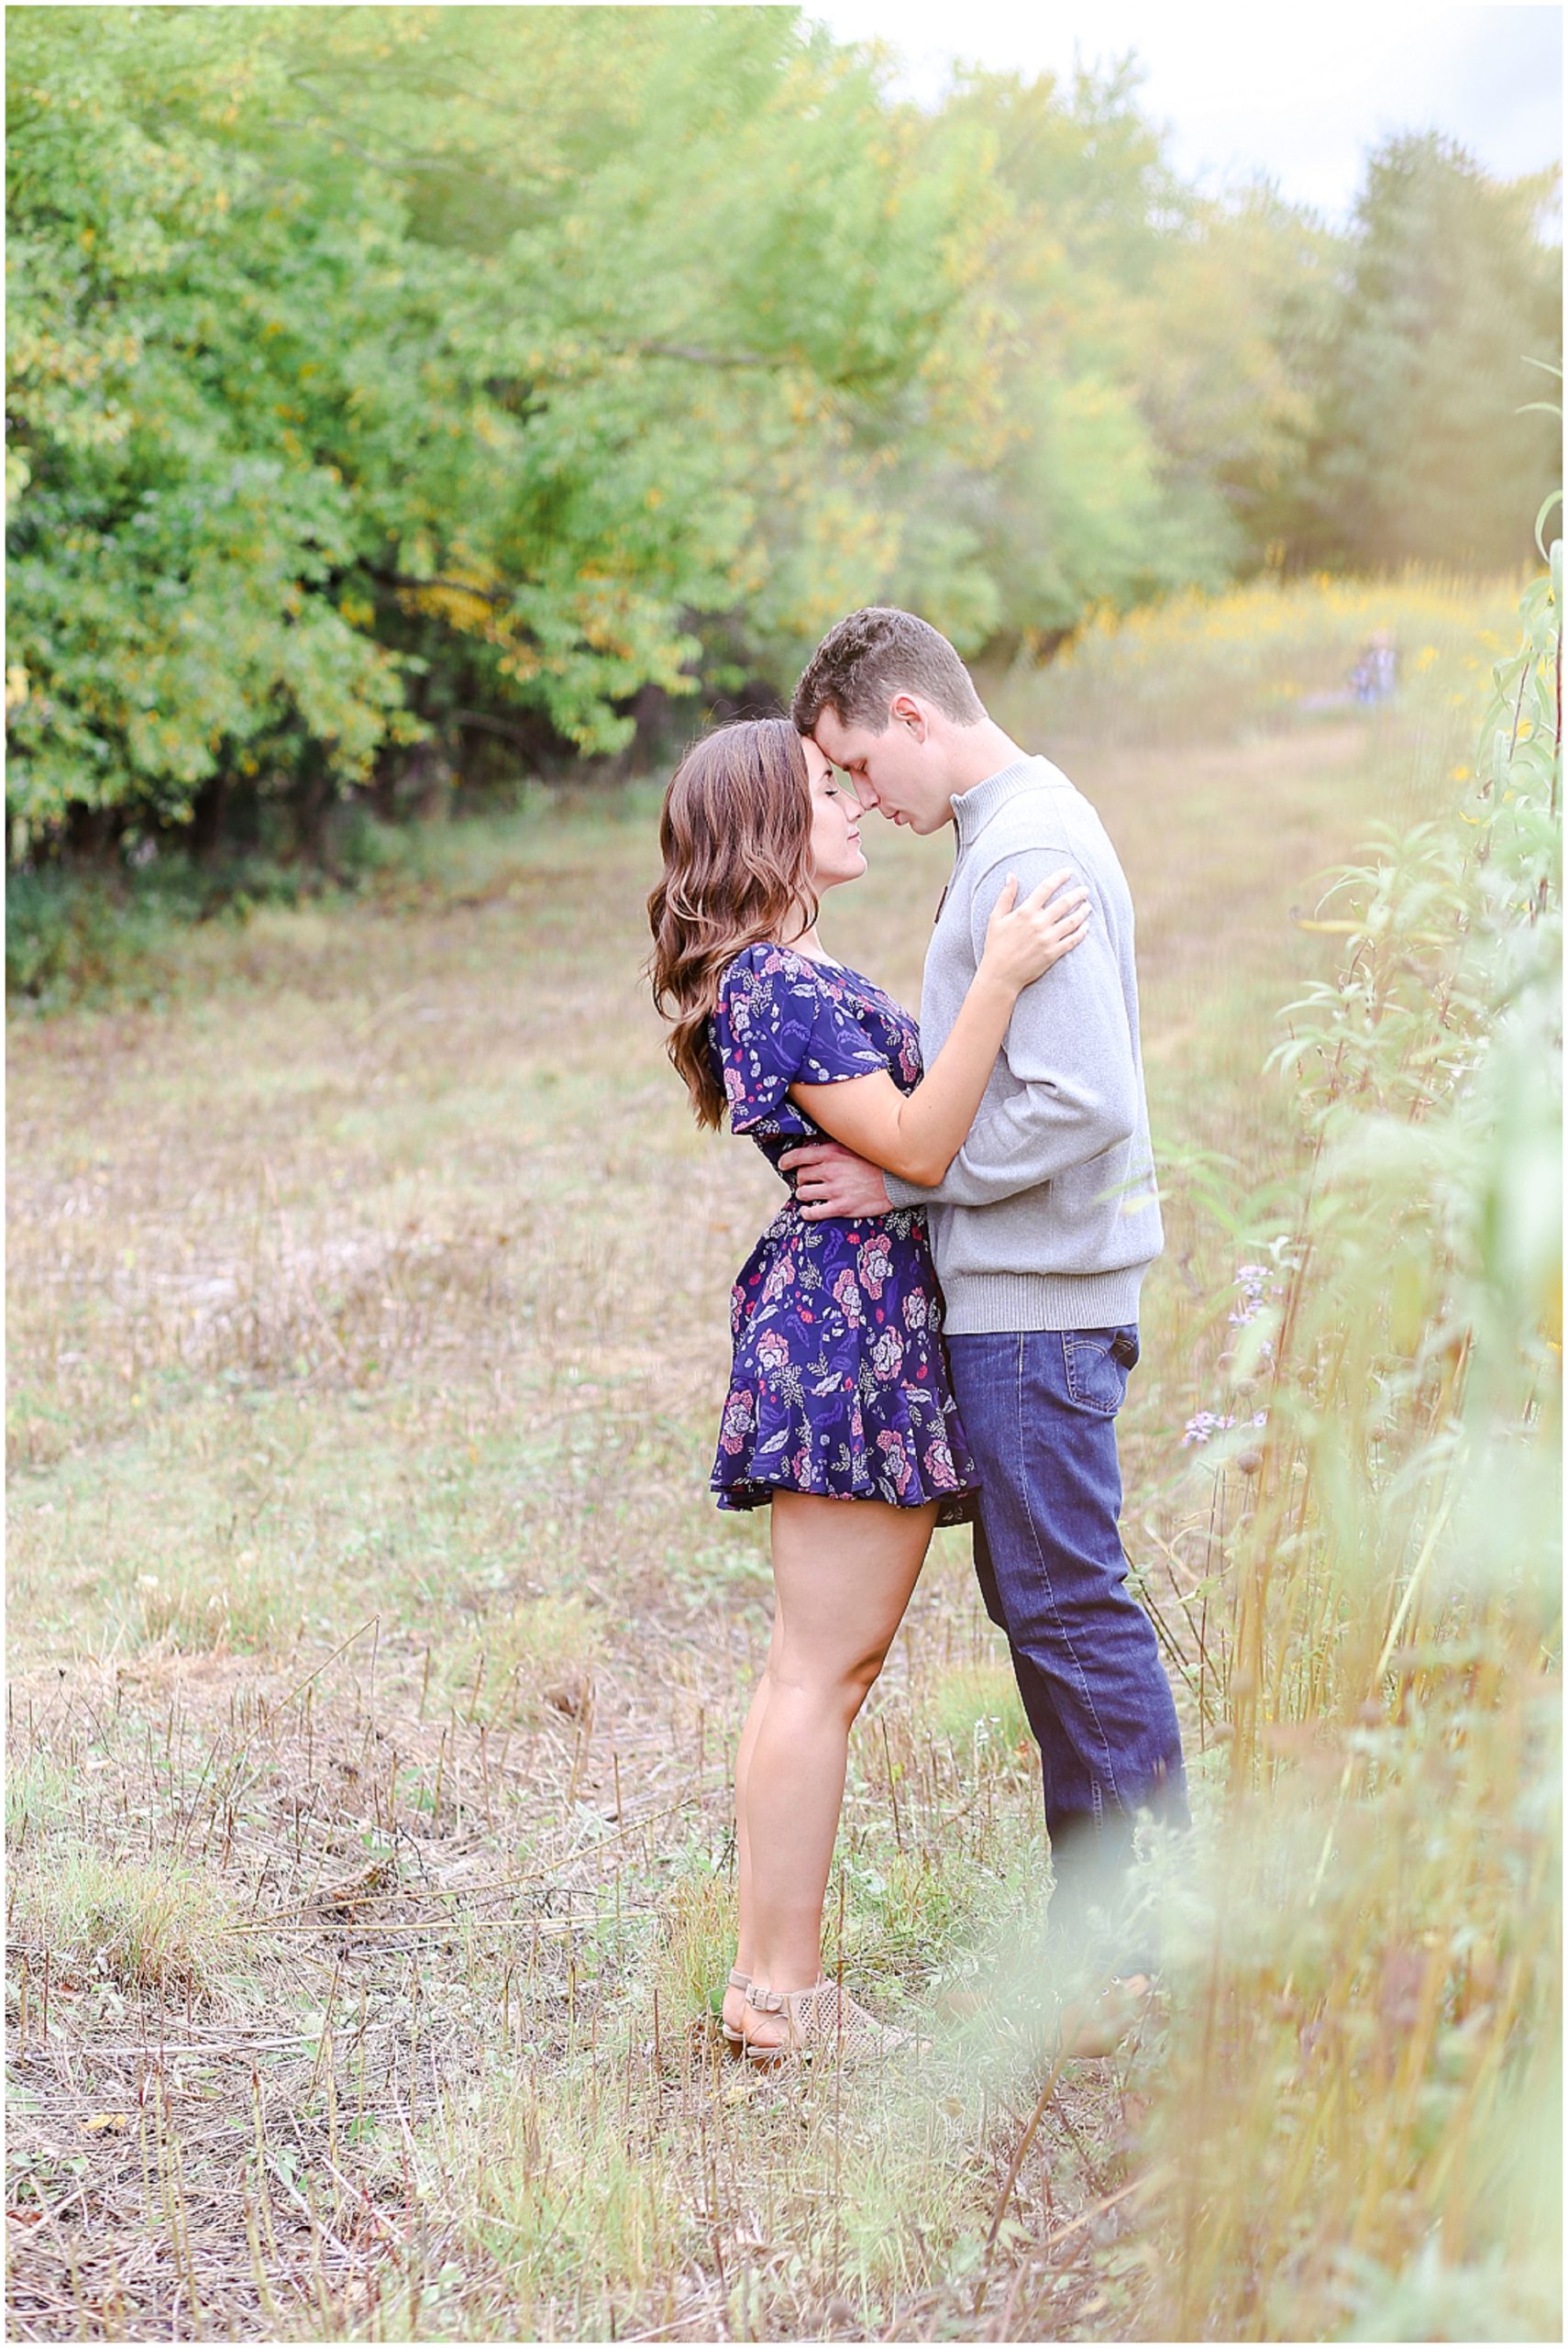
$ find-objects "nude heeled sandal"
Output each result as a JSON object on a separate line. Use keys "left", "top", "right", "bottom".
{"left": 719, "top": 1967, "right": 751, "bottom": 2046}
{"left": 740, "top": 1976, "right": 931, "bottom": 2066}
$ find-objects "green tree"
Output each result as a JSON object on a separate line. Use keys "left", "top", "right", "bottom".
{"left": 1130, "top": 183, "right": 1342, "bottom": 573}
{"left": 1292, "top": 131, "right": 1561, "bottom": 570}
{"left": 882, "top": 61, "right": 1339, "bottom": 647}
{"left": 899, "top": 61, "right": 1204, "bottom": 648}
{"left": 6, "top": 7, "right": 415, "bottom": 853}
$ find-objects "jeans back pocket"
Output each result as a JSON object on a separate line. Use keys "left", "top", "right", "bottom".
{"left": 1062, "top": 1324, "right": 1140, "bottom": 1414}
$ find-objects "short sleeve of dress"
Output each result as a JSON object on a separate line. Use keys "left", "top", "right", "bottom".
{"left": 712, "top": 946, "right": 888, "bottom": 1131}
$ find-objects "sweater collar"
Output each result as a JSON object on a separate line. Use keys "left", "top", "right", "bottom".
{"left": 949, "top": 753, "right": 1059, "bottom": 847}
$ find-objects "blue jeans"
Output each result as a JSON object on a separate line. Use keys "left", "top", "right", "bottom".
{"left": 945, "top": 1325, "right": 1189, "bottom": 1972}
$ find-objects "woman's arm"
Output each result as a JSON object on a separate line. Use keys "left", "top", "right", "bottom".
{"left": 785, "top": 871, "right": 1088, "bottom": 1188}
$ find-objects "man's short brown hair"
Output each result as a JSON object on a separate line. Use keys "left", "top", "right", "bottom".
{"left": 791, "top": 606, "right": 986, "bottom": 737}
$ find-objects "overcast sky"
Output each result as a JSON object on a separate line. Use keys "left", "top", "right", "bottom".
{"left": 809, "top": 0, "right": 1562, "bottom": 227}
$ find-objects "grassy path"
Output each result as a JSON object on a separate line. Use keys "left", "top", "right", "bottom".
{"left": 6, "top": 708, "right": 1449, "bottom": 2340}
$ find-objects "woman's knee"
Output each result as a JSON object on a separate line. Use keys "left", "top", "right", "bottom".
{"left": 843, "top": 1648, "right": 886, "bottom": 1714}
{"left": 766, "top": 1644, "right": 885, "bottom": 1719}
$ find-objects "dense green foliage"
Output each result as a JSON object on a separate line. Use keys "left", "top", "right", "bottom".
{"left": 6, "top": 5, "right": 995, "bottom": 848}
{"left": 6, "top": 6, "right": 1561, "bottom": 863}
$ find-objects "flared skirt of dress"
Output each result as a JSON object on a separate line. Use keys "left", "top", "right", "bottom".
{"left": 710, "top": 1202, "right": 979, "bottom": 1528}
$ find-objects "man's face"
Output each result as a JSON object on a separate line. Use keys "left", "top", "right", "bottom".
{"left": 810, "top": 700, "right": 956, "bottom": 836}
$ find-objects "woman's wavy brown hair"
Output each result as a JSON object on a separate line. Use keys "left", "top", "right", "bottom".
{"left": 646, "top": 718, "right": 816, "bottom": 1128}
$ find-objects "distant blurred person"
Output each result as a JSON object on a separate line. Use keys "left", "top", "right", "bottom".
{"left": 1350, "top": 629, "right": 1398, "bottom": 703}
{"left": 647, "top": 717, "right": 1088, "bottom": 2062}
{"left": 787, "top": 608, "right": 1190, "bottom": 2041}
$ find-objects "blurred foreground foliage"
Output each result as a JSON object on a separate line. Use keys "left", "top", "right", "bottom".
{"left": 1136, "top": 543, "right": 1562, "bottom": 2338}
{"left": 6, "top": 5, "right": 1560, "bottom": 871}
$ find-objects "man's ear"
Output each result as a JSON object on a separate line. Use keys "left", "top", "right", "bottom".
{"left": 889, "top": 691, "right": 927, "bottom": 740}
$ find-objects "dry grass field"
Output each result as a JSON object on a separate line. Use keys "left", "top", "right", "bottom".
{"left": 6, "top": 577, "right": 1540, "bottom": 2341}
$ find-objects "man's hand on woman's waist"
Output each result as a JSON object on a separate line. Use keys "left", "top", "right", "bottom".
{"left": 778, "top": 1140, "right": 893, "bottom": 1221}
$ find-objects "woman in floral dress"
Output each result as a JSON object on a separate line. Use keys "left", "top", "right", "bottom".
{"left": 647, "top": 718, "right": 1088, "bottom": 2061}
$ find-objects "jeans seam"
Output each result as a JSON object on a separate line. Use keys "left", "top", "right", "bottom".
{"left": 1010, "top": 1334, "right": 1123, "bottom": 1811}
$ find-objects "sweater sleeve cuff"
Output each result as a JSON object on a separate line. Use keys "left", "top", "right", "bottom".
{"left": 882, "top": 1171, "right": 930, "bottom": 1209}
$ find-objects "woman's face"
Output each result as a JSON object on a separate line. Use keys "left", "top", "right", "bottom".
{"left": 802, "top": 737, "right": 866, "bottom": 892}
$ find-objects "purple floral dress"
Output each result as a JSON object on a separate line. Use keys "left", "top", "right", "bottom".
{"left": 706, "top": 943, "right": 979, "bottom": 1526}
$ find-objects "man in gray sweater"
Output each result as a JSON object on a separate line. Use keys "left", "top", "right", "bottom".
{"left": 784, "top": 607, "right": 1189, "bottom": 1999}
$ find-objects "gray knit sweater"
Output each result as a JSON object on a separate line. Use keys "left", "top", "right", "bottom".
{"left": 883, "top": 754, "right": 1163, "bottom": 1334}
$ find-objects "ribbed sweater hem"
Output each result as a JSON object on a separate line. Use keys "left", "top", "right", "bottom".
{"left": 938, "top": 1262, "right": 1152, "bottom": 1335}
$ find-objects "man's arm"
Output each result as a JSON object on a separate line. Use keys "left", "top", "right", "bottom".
{"left": 882, "top": 848, "right": 1138, "bottom": 1212}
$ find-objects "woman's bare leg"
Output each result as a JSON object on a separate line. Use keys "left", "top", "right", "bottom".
{"left": 721, "top": 1642, "right": 776, "bottom": 2035}
{"left": 733, "top": 1491, "right": 937, "bottom": 2047}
